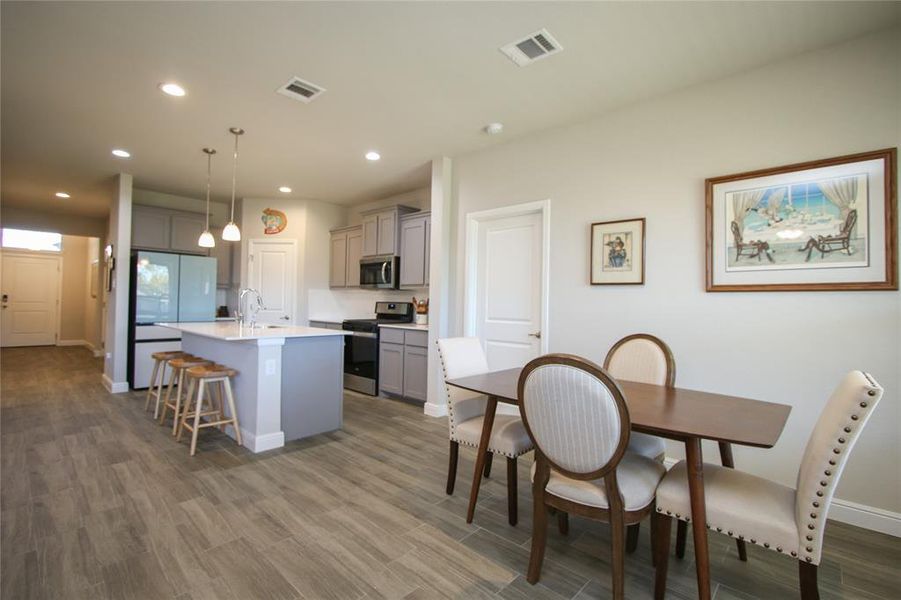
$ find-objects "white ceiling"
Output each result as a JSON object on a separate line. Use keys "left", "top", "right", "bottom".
{"left": 2, "top": 2, "right": 899, "bottom": 218}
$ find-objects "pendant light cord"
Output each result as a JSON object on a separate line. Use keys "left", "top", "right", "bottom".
{"left": 229, "top": 131, "right": 239, "bottom": 222}
{"left": 205, "top": 151, "right": 212, "bottom": 230}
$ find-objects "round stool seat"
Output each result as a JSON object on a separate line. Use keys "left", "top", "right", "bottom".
{"left": 169, "top": 357, "right": 211, "bottom": 369}
{"left": 186, "top": 364, "right": 238, "bottom": 379}
{"left": 151, "top": 350, "right": 187, "bottom": 361}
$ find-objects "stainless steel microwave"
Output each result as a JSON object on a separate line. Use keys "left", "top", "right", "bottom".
{"left": 360, "top": 256, "right": 400, "bottom": 289}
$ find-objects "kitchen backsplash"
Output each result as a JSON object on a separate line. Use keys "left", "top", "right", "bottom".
{"left": 308, "top": 288, "right": 426, "bottom": 321}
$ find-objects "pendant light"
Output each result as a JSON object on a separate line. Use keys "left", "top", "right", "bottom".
{"left": 198, "top": 147, "right": 217, "bottom": 248}
{"left": 221, "top": 127, "right": 244, "bottom": 242}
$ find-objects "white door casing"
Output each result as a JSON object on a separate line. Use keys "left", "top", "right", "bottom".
{"left": 1, "top": 252, "right": 62, "bottom": 347}
{"left": 464, "top": 200, "right": 550, "bottom": 371}
{"left": 247, "top": 239, "right": 297, "bottom": 325}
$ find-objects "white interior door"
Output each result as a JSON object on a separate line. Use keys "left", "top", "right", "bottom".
{"left": 247, "top": 239, "right": 296, "bottom": 325}
{"left": 1, "top": 252, "right": 61, "bottom": 347}
{"left": 467, "top": 206, "right": 547, "bottom": 371}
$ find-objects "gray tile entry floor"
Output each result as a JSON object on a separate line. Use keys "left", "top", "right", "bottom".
{"left": 2, "top": 346, "right": 898, "bottom": 599}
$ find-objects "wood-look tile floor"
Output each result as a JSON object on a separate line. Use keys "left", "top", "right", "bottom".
{"left": 2, "top": 346, "right": 899, "bottom": 599}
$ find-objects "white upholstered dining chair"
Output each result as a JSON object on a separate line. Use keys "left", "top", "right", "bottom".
{"left": 436, "top": 337, "right": 533, "bottom": 525}
{"left": 652, "top": 370, "right": 884, "bottom": 600}
{"left": 518, "top": 354, "right": 667, "bottom": 599}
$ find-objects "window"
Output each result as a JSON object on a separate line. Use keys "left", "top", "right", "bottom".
{"left": 1, "top": 228, "right": 63, "bottom": 252}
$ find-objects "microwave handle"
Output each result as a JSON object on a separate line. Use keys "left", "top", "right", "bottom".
{"left": 381, "top": 261, "right": 388, "bottom": 283}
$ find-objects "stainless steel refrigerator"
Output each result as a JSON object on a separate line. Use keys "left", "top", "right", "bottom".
{"left": 127, "top": 251, "right": 217, "bottom": 389}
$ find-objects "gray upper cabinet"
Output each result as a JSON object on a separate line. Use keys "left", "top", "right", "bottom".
{"left": 329, "top": 225, "right": 363, "bottom": 288}
{"left": 170, "top": 214, "right": 207, "bottom": 253}
{"left": 399, "top": 212, "right": 430, "bottom": 288}
{"left": 359, "top": 205, "right": 417, "bottom": 257}
{"left": 131, "top": 206, "right": 171, "bottom": 250}
{"left": 132, "top": 205, "right": 207, "bottom": 255}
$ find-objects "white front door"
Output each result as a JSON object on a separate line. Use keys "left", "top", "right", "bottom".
{"left": 467, "top": 204, "right": 547, "bottom": 371}
{"left": 247, "top": 239, "right": 297, "bottom": 325}
{"left": 1, "top": 252, "right": 61, "bottom": 347}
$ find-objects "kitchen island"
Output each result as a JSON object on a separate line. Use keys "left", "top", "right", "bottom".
{"left": 158, "top": 322, "right": 348, "bottom": 453}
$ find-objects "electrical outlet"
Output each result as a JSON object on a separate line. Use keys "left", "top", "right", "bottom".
{"left": 265, "top": 359, "right": 277, "bottom": 375}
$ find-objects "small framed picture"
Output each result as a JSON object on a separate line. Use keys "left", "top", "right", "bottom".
{"left": 590, "top": 218, "right": 645, "bottom": 285}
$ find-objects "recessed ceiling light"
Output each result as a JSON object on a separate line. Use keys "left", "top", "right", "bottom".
{"left": 159, "top": 82, "right": 186, "bottom": 97}
{"left": 55, "top": 192, "right": 70, "bottom": 199}
{"left": 365, "top": 151, "right": 381, "bottom": 161}
{"left": 484, "top": 122, "right": 504, "bottom": 135}
{"left": 278, "top": 186, "right": 292, "bottom": 193}
{"left": 111, "top": 149, "right": 131, "bottom": 158}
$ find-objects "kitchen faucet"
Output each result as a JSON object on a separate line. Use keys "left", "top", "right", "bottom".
{"left": 237, "top": 288, "right": 264, "bottom": 328}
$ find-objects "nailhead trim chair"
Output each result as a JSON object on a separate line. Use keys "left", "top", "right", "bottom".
{"left": 436, "top": 337, "right": 534, "bottom": 525}
{"left": 651, "top": 371, "right": 884, "bottom": 600}
{"left": 518, "top": 354, "right": 666, "bottom": 599}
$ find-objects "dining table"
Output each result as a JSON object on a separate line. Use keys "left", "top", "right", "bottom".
{"left": 446, "top": 367, "right": 792, "bottom": 600}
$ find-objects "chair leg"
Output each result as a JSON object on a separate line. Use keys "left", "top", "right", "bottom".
{"left": 653, "top": 512, "right": 672, "bottom": 600}
{"left": 626, "top": 523, "right": 640, "bottom": 554}
{"left": 189, "top": 380, "right": 206, "bottom": 456}
{"left": 650, "top": 509, "right": 658, "bottom": 567}
{"left": 159, "top": 366, "right": 178, "bottom": 425}
{"left": 557, "top": 512, "right": 569, "bottom": 536}
{"left": 799, "top": 561, "right": 819, "bottom": 600}
{"left": 610, "top": 511, "right": 625, "bottom": 600}
{"left": 675, "top": 520, "right": 687, "bottom": 559}
{"left": 483, "top": 452, "right": 493, "bottom": 478}
{"left": 152, "top": 363, "right": 168, "bottom": 420}
{"left": 526, "top": 498, "right": 548, "bottom": 584}
{"left": 506, "top": 457, "right": 517, "bottom": 526}
{"left": 171, "top": 369, "right": 187, "bottom": 435}
{"left": 446, "top": 440, "right": 459, "bottom": 495}
{"left": 176, "top": 376, "right": 196, "bottom": 442}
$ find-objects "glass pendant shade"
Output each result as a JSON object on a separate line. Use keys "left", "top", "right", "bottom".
{"left": 198, "top": 229, "right": 216, "bottom": 248}
{"left": 222, "top": 221, "right": 241, "bottom": 241}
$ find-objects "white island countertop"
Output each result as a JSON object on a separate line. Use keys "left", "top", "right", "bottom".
{"left": 158, "top": 322, "right": 349, "bottom": 341}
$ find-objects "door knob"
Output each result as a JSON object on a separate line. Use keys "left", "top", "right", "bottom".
{"left": 528, "top": 331, "right": 541, "bottom": 339}
{"left": 281, "top": 316, "right": 290, "bottom": 320}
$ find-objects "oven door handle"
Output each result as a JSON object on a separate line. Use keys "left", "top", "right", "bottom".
{"left": 350, "top": 331, "right": 378, "bottom": 339}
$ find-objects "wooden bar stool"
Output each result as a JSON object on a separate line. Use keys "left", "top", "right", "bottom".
{"left": 177, "top": 364, "right": 242, "bottom": 456}
{"left": 144, "top": 351, "right": 189, "bottom": 419}
{"left": 158, "top": 355, "right": 212, "bottom": 433}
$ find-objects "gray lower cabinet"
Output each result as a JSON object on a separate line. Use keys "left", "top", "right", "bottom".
{"left": 379, "top": 328, "right": 428, "bottom": 401}
{"left": 378, "top": 342, "right": 405, "bottom": 396}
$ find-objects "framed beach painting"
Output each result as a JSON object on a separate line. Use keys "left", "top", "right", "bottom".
{"left": 590, "top": 218, "right": 645, "bottom": 285}
{"left": 706, "top": 148, "right": 897, "bottom": 291}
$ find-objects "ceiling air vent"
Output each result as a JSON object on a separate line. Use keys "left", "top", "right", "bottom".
{"left": 276, "top": 76, "right": 326, "bottom": 103}
{"left": 499, "top": 28, "right": 563, "bottom": 67}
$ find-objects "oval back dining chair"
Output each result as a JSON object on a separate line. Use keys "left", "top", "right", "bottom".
{"left": 652, "top": 371, "right": 884, "bottom": 600}
{"left": 436, "top": 337, "right": 533, "bottom": 525}
{"left": 518, "top": 354, "right": 666, "bottom": 599}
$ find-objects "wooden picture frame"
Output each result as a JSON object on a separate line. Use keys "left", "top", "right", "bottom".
{"left": 590, "top": 218, "right": 645, "bottom": 285}
{"left": 706, "top": 148, "right": 897, "bottom": 292}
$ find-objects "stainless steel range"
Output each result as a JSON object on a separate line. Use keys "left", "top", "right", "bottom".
{"left": 342, "top": 301, "right": 414, "bottom": 395}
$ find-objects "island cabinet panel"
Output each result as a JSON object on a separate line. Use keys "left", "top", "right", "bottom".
{"left": 402, "top": 345, "right": 428, "bottom": 401}
{"left": 170, "top": 214, "right": 208, "bottom": 254}
{"left": 379, "top": 342, "right": 405, "bottom": 395}
{"left": 132, "top": 206, "right": 172, "bottom": 250}
{"left": 399, "top": 212, "right": 430, "bottom": 288}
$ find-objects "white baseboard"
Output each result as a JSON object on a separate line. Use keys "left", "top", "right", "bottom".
{"left": 240, "top": 429, "right": 284, "bottom": 453}
{"left": 101, "top": 374, "right": 129, "bottom": 394}
{"left": 661, "top": 456, "right": 899, "bottom": 537}
{"left": 57, "top": 339, "right": 89, "bottom": 347}
{"left": 423, "top": 401, "right": 447, "bottom": 417}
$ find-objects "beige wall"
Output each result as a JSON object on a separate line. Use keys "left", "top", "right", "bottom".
{"left": 0, "top": 205, "right": 106, "bottom": 238}
{"left": 450, "top": 28, "right": 901, "bottom": 515}
{"left": 59, "top": 236, "right": 88, "bottom": 341}
{"left": 84, "top": 238, "right": 103, "bottom": 352}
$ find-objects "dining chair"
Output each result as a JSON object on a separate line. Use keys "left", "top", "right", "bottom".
{"left": 603, "top": 333, "right": 748, "bottom": 560}
{"left": 518, "top": 354, "right": 667, "bottom": 599}
{"left": 436, "top": 337, "right": 534, "bottom": 525}
{"left": 651, "top": 371, "right": 884, "bottom": 600}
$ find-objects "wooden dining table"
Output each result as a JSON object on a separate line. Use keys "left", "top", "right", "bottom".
{"left": 446, "top": 367, "right": 792, "bottom": 600}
